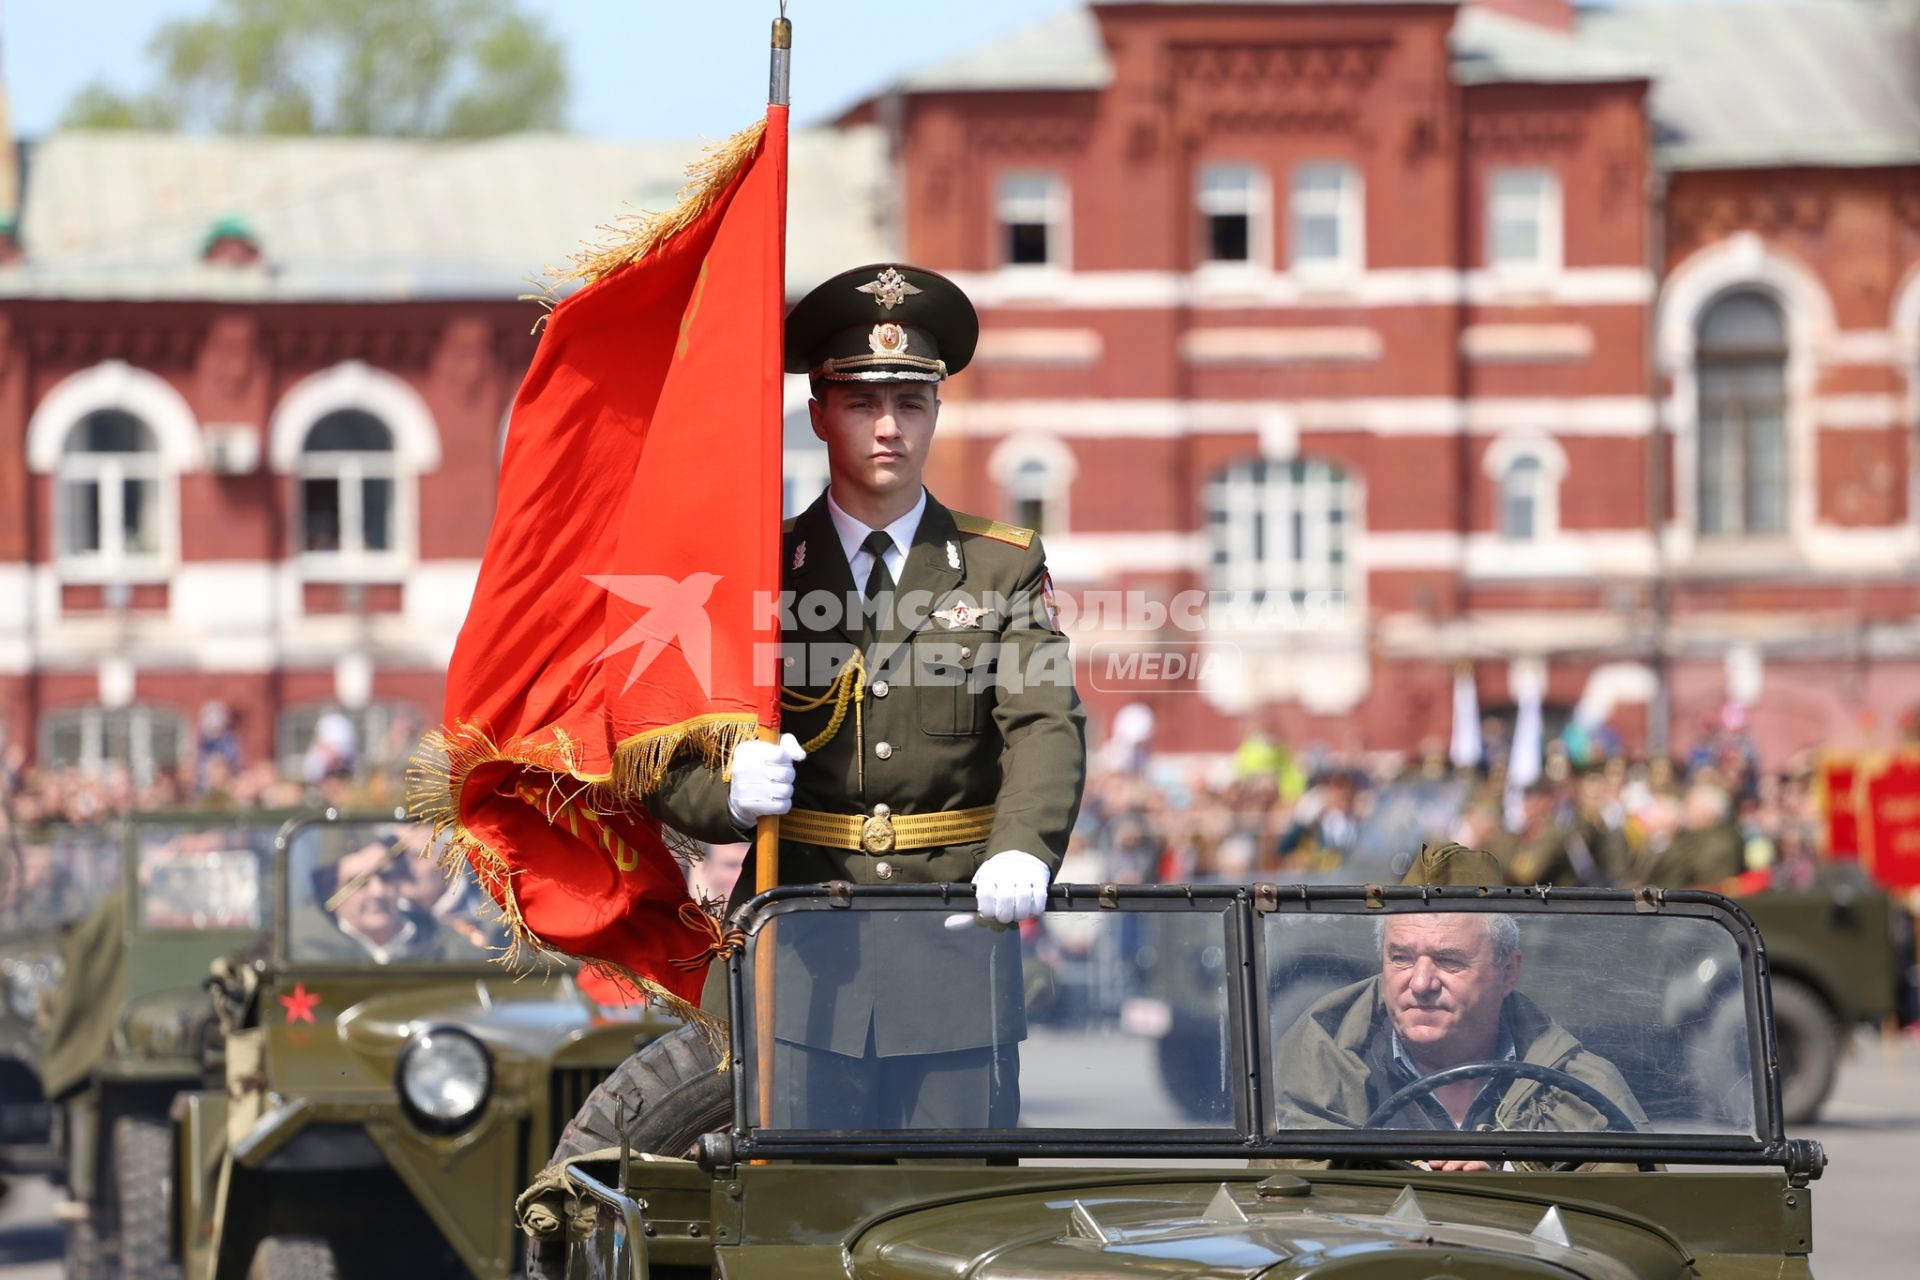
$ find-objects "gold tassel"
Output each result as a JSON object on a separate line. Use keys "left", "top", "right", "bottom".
{"left": 539, "top": 118, "right": 768, "bottom": 296}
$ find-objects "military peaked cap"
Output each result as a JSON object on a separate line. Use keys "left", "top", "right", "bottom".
{"left": 785, "top": 263, "right": 979, "bottom": 383}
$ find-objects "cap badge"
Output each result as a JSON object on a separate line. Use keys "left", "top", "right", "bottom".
{"left": 868, "top": 322, "right": 910, "bottom": 356}
{"left": 933, "top": 600, "right": 994, "bottom": 630}
{"left": 790, "top": 540, "right": 806, "bottom": 571}
{"left": 946, "top": 540, "right": 960, "bottom": 569}
{"left": 857, "top": 267, "right": 922, "bottom": 310}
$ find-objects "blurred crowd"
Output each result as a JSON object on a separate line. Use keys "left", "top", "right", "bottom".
{"left": 0, "top": 702, "right": 412, "bottom": 832}
{"left": 1063, "top": 704, "right": 1914, "bottom": 897}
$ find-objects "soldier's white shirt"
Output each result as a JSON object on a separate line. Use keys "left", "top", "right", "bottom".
{"left": 825, "top": 485, "right": 926, "bottom": 586}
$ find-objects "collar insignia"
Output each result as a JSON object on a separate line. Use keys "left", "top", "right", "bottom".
{"left": 857, "top": 267, "right": 922, "bottom": 311}
{"left": 946, "top": 540, "right": 960, "bottom": 569}
{"left": 869, "top": 322, "right": 909, "bottom": 356}
{"left": 932, "top": 600, "right": 994, "bottom": 630}
{"left": 790, "top": 540, "right": 806, "bottom": 571}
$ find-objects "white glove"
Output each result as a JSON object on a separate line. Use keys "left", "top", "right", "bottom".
{"left": 971, "top": 849, "right": 1051, "bottom": 923}
{"left": 727, "top": 734, "right": 806, "bottom": 828}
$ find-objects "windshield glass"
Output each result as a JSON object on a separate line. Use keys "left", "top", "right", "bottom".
{"left": 135, "top": 824, "right": 277, "bottom": 932}
{"left": 0, "top": 827, "right": 121, "bottom": 931}
{"left": 741, "top": 894, "right": 1761, "bottom": 1145}
{"left": 283, "top": 820, "right": 505, "bottom": 965}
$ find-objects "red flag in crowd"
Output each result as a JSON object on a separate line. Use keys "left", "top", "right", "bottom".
{"left": 412, "top": 106, "right": 788, "bottom": 1018}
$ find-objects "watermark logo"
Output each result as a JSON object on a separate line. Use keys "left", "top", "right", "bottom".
{"left": 588, "top": 572, "right": 722, "bottom": 696}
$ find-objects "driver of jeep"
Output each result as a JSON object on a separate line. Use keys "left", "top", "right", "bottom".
{"left": 1271, "top": 913, "right": 1646, "bottom": 1171}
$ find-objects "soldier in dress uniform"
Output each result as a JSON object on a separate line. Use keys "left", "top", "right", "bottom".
{"left": 647, "top": 263, "right": 1087, "bottom": 1128}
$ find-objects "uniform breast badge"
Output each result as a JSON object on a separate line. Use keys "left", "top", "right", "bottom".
{"left": 946, "top": 540, "right": 960, "bottom": 569}
{"left": 932, "top": 600, "right": 995, "bottom": 630}
{"left": 856, "top": 267, "right": 922, "bottom": 310}
{"left": 791, "top": 540, "right": 806, "bottom": 571}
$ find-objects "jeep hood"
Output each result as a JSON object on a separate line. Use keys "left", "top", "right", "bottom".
{"left": 853, "top": 1179, "right": 1679, "bottom": 1280}
{"left": 335, "top": 978, "right": 675, "bottom": 1059}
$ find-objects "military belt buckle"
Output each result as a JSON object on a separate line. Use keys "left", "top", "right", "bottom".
{"left": 859, "top": 804, "right": 895, "bottom": 854}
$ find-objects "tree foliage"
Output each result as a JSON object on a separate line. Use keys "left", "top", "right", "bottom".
{"left": 61, "top": 0, "right": 568, "bottom": 137}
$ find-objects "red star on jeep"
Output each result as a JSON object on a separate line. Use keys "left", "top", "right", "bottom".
{"left": 279, "top": 982, "right": 321, "bottom": 1025}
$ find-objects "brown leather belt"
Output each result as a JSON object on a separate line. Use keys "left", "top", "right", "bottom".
{"left": 781, "top": 804, "right": 995, "bottom": 854}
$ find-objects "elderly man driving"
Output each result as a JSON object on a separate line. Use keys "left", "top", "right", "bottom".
{"left": 1272, "top": 910, "right": 1646, "bottom": 1171}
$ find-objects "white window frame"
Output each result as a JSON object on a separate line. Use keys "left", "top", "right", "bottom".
{"left": 1204, "top": 458, "right": 1356, "bottom": 603}
{"left": 270, "top": 362, "right": 439, "bottom": 585}
{"left": 995, "top": 171, "right": 1070, "bottom": 270}
{"left": 53, "top": 416, "right": 169, "bottom": 578}
{"left": 1288, "top": 162, "right": 1363, "bottom": 279}
{"left": 26, "top": 361, "right": 200, "bottom": 585}
{"left": 40, "top": 704, "right": 189, "bottom": 786}
{"left": 1487, "top": 167, "right": 1562, "bottom": 277}
{"left": 1197, "top": 163, "right": 1270, "bottom": 269}
{"left": 1482, "top": 436, "right": 1568, "bottom": 543}
{"left": 295, "top": 416, "right": 403, "bottom": 573}
{"left": 989, "top": 435, "right": 1077, "bottom": 536}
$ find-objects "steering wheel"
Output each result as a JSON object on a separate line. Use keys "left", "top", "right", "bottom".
{"left": 1363, "top": 1059, "right": 1641, "bottom": 1172}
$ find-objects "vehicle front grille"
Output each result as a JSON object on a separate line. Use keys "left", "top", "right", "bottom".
{"left": 548, "top": 1065, "right": 612, "bottom": 1143}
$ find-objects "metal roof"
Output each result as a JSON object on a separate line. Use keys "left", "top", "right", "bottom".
{"left": 4, "top": 125, "right": 889, "bottom": 301}
{"left": 1580, "top": 0, "right": 1920, "bottom": 169}
{"left": 890, "top": 0, "right": 1920, "bottom": 169}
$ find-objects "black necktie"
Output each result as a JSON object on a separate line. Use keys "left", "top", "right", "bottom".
{"left": 861, "top": 530, "right": 894, "bottom": 646}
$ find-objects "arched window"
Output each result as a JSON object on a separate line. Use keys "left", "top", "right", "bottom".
{"left": 1204, "top": 458, "right": 1355, "bottom": 603}
{"left": 989, "top": 436, "right": 1075, "bottom": 536}
{"left": 56, "top": 410, "right": 164, "bottom": 569}
{"left": 1499, "top": 456, "right": 1544, "bottom": 541}
{"left": 298, "top": 409, "right": 397, "bottom": 562}
{"left": 1697, "top": 290, "right": 1788, "bottom": 538}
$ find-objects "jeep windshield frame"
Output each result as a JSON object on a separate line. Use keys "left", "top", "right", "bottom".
{"left": 725, "top": 883, "right": 1817, "bottom": 1174}
{"left": 270, "top": 811, "right": 514, "bottom": 974}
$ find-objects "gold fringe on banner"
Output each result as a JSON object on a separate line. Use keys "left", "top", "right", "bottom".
{"left": 406, "top": 718, "right": 761, "bottom": 1050}
{"left": 538, "top": 118, "right": 768, "bottom": 296}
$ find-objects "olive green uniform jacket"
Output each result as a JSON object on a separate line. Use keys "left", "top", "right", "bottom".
{"left": 1272, "top": 975, "right": 1648, "bottom": 1139}
{"left": 649, "top": 492, "right": 1087, "bottom": 1055}
{"left": 1641, "top": 822, "right": 1745, "bottom": 888}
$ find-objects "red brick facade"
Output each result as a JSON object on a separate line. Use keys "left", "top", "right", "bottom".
{"left": 2, "top": 1, "right": 1916, "bottom": 777}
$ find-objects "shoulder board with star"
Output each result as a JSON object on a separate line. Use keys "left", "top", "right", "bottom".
{"left": 951, "top": 512, "right": 1034, "bottom": 550}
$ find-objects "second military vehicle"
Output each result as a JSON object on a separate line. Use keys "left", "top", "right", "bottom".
{"left": 168, "top": 811, "right": 685, "bottom": 1280}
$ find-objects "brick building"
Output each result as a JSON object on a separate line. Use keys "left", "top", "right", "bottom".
{"left": 1, "top": 0, "right": 1917, "bottom": 781}
{"left": 838, "top": 0, "right": 1920, "bottom": 764}
{"left": 0, "top": 127, "right": 887, "bottom": 779}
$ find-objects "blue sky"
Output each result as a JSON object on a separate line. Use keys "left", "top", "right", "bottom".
{"left": 1, "top": 0, "right": 1076, "bottom": 139}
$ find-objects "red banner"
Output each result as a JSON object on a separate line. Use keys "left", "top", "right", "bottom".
{"left": 414, "top": 108, "right": 788, "bottom": 1016}
{"left": 1822, "top": 750, "right": 1920, "bottom": 891}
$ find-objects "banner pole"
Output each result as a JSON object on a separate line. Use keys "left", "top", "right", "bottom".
{"left": 753, "top": 2, "right": 793, "bottom": 1139}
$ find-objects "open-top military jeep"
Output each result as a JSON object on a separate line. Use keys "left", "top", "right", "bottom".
{"left": 0, "top": 821, "right": 122, "bottom": 1166}
{"left": 535, "top": 882, "right": 1824, "bottom": 1280}
{"left": 42, "top": 811, "right": 289, "bottom": 1279}
{"left": 169, "top": 810, "right": 685, "bottom": 1280}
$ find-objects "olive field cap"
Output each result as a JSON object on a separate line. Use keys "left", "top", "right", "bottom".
{"left": 785, "top": 263, "right": 979, "bottom": 383}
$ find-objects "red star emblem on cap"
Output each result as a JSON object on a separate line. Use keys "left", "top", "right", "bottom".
{"left": 279, "top": 982, "right": 321, "bottom": 1025}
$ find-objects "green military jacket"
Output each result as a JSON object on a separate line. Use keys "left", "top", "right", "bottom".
{"left": 650, "top": 491, "right": 1086, "bottom": 893}
{"left": 648, "top": 491, "right": 1087, "bottom": 1052}
{"left": 1272, "top": 975, "right": 1647, "bottom": 1138}
{"left": 1641, "top": 822, "right": 1745, "bottom": 888}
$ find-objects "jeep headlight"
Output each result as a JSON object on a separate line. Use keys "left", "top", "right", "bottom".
{"left": 2, "top": 954, "right": 60, "bottom": 1022}
{"left": 396, "top": 1027, "right": 493, "bottom": 1134}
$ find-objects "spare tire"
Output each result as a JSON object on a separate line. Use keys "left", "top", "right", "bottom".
{"left": 550, "top": 1024, "right": 730, "bottom": 1164}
